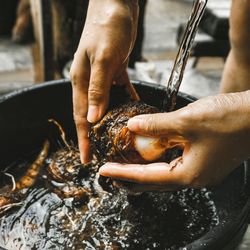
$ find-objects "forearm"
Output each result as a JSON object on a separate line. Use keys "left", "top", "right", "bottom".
{"left": 220, "top": 90, "right": 250, "bottom": 137}
{"left": 233, "top": 90, "right": 250, "bottom": 159}
{"left": 220, "top": 51, "right": 250, "bottom": 93}
{"left": 220, "top": 0, "right": 250, "bottom": 93}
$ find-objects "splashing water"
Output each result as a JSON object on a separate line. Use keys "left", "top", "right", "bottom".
{"left": 0, "top": 150, "right": 218, "bottom": 250}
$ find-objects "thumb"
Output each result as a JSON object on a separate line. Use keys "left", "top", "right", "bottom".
{"left": 87, "top": 63, "right": 113, "bottom": 123}
{"left": 127, "top": 108, "right": 187, "bottom": 137}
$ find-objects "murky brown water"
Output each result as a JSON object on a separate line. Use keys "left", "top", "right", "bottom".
{"left": 0, "top": 145, "right": 218, "bottom": 250}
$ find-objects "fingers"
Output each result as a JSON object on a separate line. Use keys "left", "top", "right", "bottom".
{"left": 98, "top": 146, "right": 211, "bottom": 190}
{"left": 74, "top": 116, "right": 91, "bottom": 164}
{"left": 70, "top": 55, "right": 91, "bottom": 164}
{"left": 70, "top": 52, "right": 133, "bottom": 162}
{"left": 99, "top": 160, "right": 185, "bottom": 186}
{"left": 127, "top": 109, "right": 187, "bottom": 138}
{"left": 99, "top": 139, "right": 237, "bottom": 191}
{"left": 71, "top": 79, "right": 91, "bottom": 163}
{"left": 99, "top": 138, "right": 222, "bottom": 190}
{"left": 87, "top": 61, "right": 113, "bottom": 123}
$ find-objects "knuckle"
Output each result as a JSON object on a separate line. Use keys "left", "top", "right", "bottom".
{"left": 145, "top": 117, "right": 158, "bottom": 135}
{"left": 73, "top": 115, "right": 89, "bottom": 138}
{"left": 177, "top": 98, "right": 212, "bottom": 134}
{"left": 179, "top": 103, "right": 197, "bottom": 122}
{"left": 69, "top": 54, "right": 79, "bottom": 81}
{"left": 175, "top": 108, "right": 195, "bottom": 135}
{"left": 93, "top": 49, "right": 116, "bottom": 67}
{"left": 69, "top": 69, "right": 80, "bottom": 86}
{"left": 69, "top": 65, "right": 76, "bottom": 82}
{"left": 73, "top": 114, "right": 88, "bottom": 126}
{"left": 93, "top": 56, "right": 109, "bottom": 68}
{"left": 69, "top": 71, "right": 77, "bottom": 85}
{"left": 88, "top": 88, "right": 105, "bottom": 104}
{"left": 70, "top": 71, "right": 89, "bottom": 89}
{"left": 73, "top": 51, "right": 79, "bottom": 59}
{"left": 70, "top": 53, "right": 90, "bottom": 87}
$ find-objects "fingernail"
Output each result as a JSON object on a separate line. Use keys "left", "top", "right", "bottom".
{"left": 80, "top": 153, "right": 91, "bottom": 165}
{"left": 98, "top": 165, "right": 109, "bottom": 176}
{"left": 99, "top": 163, "right": 119, "bottom": 175}
{"left": 127, "top": 117, "right": 143, "bottom": 131}
{"left": 87, "top": 105, "right": 100, "bottom": 123}
{"left": 101, "top": 162, "right": 120, "bottom": 169}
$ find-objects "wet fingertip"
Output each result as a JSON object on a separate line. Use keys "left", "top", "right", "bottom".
{"left": 87, "top": 105, "right": 100, "bottom": 123}
{"left": 127, "top": 118, "right": 140, "bottom": 131}
{"left": 128, "top": 114, "right": 150, "bottom": 130}
{"left": 80, "top": 154, "right": 90, "bottom": 165}
{"left": 79, "top": 145, "right": 91, "bottom": 164}
{"left": 78, "top": 146, "right": 89, "bottom": 165}
{"left": 80, "top": 154, "right": 84, "bottom": 164}
{"left": 99, "top": 163, "right": 119, "bottom": 175}
{"left": 98, "top": 166, "right": 109, "bottom": 176}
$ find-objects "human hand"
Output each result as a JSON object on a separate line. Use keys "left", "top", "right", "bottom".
{"left": 70, "top": 0, "right": 139, "bottom": 163}
{"left": 99, "top": 91, "right": 250, "bottom": 192}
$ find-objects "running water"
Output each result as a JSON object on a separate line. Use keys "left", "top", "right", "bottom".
{"left": 164, "top": 0, "right": 208, "bottom": 111}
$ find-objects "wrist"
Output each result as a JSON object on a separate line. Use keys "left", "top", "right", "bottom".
{"left": 237, "top": 91, "right": 250, "bottom": 158}
{"left": 232, "top": 91, "right": 250, "bottom": 132}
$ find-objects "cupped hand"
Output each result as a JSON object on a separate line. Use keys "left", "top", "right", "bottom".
{"left": 70, "top": 0, "right": 139, "bottom": 163}
{"left": 99, "top": 91, "right": 250, "bottom": 192}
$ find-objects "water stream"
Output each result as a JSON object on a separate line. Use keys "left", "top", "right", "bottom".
{"left": 164, "top": 0, "right": 208, "bottom": 111}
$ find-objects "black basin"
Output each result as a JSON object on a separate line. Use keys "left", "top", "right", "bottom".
{"left": 0, "top": 79, "right": 249, "bottom": 250}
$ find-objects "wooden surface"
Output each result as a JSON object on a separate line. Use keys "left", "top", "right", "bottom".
{"left": 30, "top": 0, "right": 88, "bottom": 82}
{"left": 30, "top": 0, "right": 55, "bottom": 82}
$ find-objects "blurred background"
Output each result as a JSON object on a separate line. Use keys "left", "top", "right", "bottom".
{"left": 0, "top": 0, "right": 228, "bottom": 98}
